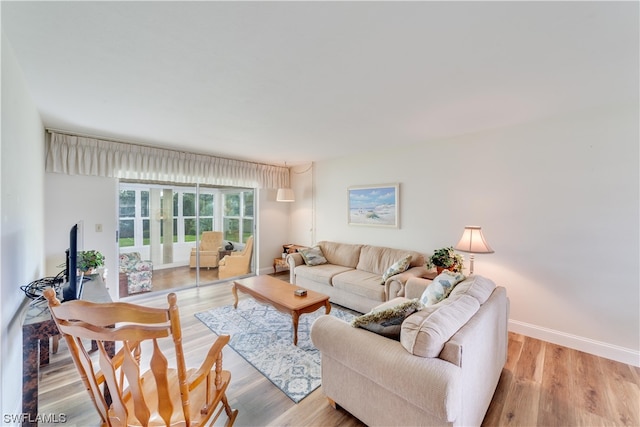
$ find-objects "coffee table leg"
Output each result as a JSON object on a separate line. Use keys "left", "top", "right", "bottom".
{"left": 232, "top": 283, "right": 239, "bottom": 309}
{"left": 325, "top": 300, "right": 331, "bottom": 314}
{"left": 292, "top": 311, "right": 300, "bottom": 346}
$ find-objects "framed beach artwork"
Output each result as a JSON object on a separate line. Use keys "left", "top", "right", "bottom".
{"left": 348, "top": 183, "right": 399, "bottom": 228}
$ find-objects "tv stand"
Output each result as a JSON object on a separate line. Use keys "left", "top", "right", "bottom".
{"left": 21, "top": 274, "right": 112, "bottom": 426}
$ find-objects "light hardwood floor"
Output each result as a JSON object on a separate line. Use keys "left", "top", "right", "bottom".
{"left": 39, "top": 278, "right": 639, "bottom": 426}
{"left": 143, "top": 264, "right": 223, "bottom": 292}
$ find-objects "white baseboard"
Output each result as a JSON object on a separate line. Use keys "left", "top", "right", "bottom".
{"left": 509, "top": 319, "right": 640, "bottom": 367}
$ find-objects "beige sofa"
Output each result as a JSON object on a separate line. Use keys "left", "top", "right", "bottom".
{"left": 311, "top": 275, "right": 509, "bottom": 427}
{"left": 287, "top": 241, "right": 430, "bottom": 313}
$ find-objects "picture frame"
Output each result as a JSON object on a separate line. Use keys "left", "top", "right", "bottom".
{"left": 348, "top": 183, "right": 399, "bottom": 228}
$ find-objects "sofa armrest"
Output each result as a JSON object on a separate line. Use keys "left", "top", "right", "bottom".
{"left": 311, "top": 315, "right": 461, "bottom": 422}
{"left": 219, "top": 255, "right": 244, "bottom": 267}
{"left": 286, "top": 252, "right": 304, "bottom": 267}
{"left": 286, "top": 253, "right": 304, "bottom": 284}
{"left": 405, "top": 276, "right": 434, "bottom": 299}
{"left": 385, "top": 266, "right": 432, "bottom": 299}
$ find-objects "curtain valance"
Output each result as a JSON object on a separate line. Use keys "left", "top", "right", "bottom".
{"left": 45, "top": 131, "right": 289, "bottom": 188}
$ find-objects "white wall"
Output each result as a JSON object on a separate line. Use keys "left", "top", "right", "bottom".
{"left": 1, "top": 34, "right": 45, "bottom": 417}
{"left": 289, "top": 163, "right": 315, "bottom": 246}
{"left": 304, "top": 104, "right": 639, "bottom": 366}
{"left": 257, "top": 188, "right": 296, "bottom": 274}
{"left": 44, "top": 173, "right": 120, "bottom": 299}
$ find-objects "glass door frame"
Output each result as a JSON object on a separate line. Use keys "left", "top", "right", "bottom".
{"left": 118, "top": 181, "right": 256, "bottom": 296}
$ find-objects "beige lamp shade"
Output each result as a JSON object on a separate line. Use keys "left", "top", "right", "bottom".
{"left": 454, "top": 226, "right": 494, "bottom": 254}
{"left": 454, "top": 226, "right": 493, "bottom": 274}
{"left": 276, "top": 188, "right": 295, "bottom": 202}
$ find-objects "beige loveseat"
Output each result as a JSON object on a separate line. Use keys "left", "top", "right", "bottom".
{"left": 287, "top": 241, "right": 429, "bottom": 313}
{"left": 311, "top": 275, "right": 509, "bottom": 427}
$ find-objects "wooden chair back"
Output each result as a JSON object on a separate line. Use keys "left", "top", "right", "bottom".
{"left": 43, "top": 288, "right": 238, "bottom": 427}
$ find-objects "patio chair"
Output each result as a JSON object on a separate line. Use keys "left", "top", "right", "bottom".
{"left": 218, "top": 236, "right": 254, "bottom": 280}
{"left": 189, "top": 231, "right": 224, "bottom": 269}
{"left": 118, "top": 252, "right": 152, "bottom": 296}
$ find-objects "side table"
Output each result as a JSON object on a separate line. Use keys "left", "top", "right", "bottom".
{"left": 274, "top": 244, "right": 309, "bottom": 274}
{"left": 283, "top": 244, "right": 308, "bottom": 254}
{"left": 273, "top": 257, "right": 289, "bottom": 274}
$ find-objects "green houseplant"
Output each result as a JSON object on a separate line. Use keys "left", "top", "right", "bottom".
{"left": 426, "top": 246, "right": 464, "bottom": 273}
{"left": 78, "top": 250, "right": 105, "bottom": 273}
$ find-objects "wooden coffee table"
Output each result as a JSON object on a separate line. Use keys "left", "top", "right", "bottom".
{"left": 232, "top": 275, "right": 331, "bottom": 346}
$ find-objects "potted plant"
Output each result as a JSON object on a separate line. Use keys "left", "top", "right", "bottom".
{"left": 426, "top": 246, "right": 464, "bottom": 274}
{"left": 78, "top": 250, "right": 105, "bottom": 274}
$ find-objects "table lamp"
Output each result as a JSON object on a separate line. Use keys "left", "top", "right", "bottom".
{"left": 454, "top": 226, "right": 494, "bottom": 274}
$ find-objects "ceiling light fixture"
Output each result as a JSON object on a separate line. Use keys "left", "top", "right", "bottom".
{"left": 277, "top": 162, "right": 295, "bottom": 202}
{"left": 276, "top": 187, "right": 295, "bottom": 202}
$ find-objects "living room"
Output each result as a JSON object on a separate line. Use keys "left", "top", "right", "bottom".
{"left": 2, "top": 1, "right": 638, "bottom": 425}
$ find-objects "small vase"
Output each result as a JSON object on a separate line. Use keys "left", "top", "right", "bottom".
{"left": 436, "top": 266, "right": 457, "bottom": 275}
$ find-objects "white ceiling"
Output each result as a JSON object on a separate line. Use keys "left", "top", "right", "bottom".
{"left": 2, "top": 1, "right": 637, "bottom": 166}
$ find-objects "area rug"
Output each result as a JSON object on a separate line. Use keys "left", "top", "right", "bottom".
{"left": 195, "top": 298, "right": 357, "bottom": 403}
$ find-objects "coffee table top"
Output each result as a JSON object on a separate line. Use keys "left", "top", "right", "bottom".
{"left": 233, "top": 275, "right": 329, "bottom": 310}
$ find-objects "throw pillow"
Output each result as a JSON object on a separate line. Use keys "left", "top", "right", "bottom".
{"left": 351, "top": 298, "right": 424, "bottom": 339}
{"left": 419, "top": 270, "right": 465, "bottom": 306}
{"left": 299, "top": 246, "right": 328, "bottom": 266}
{"left": 381, "top": 253, "right": 413, "bottom": 284}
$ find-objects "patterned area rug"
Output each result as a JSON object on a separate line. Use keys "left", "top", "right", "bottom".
{"left": 195, "top": 298, "right": 357, "bottom": 403}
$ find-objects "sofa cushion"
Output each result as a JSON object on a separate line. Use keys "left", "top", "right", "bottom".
{"left": 381, "top": 253, "right": 412, "bottom": 283}
{"left": 400, "top": 294, "right": 480, "bottom": 357}
{"left": 318, "top": 241, "right": 363, "bottom": 268}
{"left": 332, "top": 269, "right": 387, "bottom": 301}
{"left": 419, "top": 271, "right": 465, "bottom": 306}
{"left": 352, "top": 298, "right": 424, "bottom": 339}
{"left": 357, "top": 245, "right": 425, "bottom": 276}
{"left": 299, "top": 246, "right": 328, "bottom": 266}
{"left": 448, "top": 274, "right": 496, "bottom": 304}
{"left": 294, "top": 264, "right": 353, "bottom": 286}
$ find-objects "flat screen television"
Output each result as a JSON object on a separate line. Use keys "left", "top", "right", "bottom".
{"left": 62, "top": 222, "right": 84, "bottom": 301}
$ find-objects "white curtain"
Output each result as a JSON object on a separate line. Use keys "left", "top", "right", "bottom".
{"left": 45, "top": 131, "right": 289, "bottom": 188}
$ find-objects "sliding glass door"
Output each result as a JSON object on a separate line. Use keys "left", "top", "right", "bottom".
{"left": 118, "top": 182, "right": 255, "bottom": 297}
